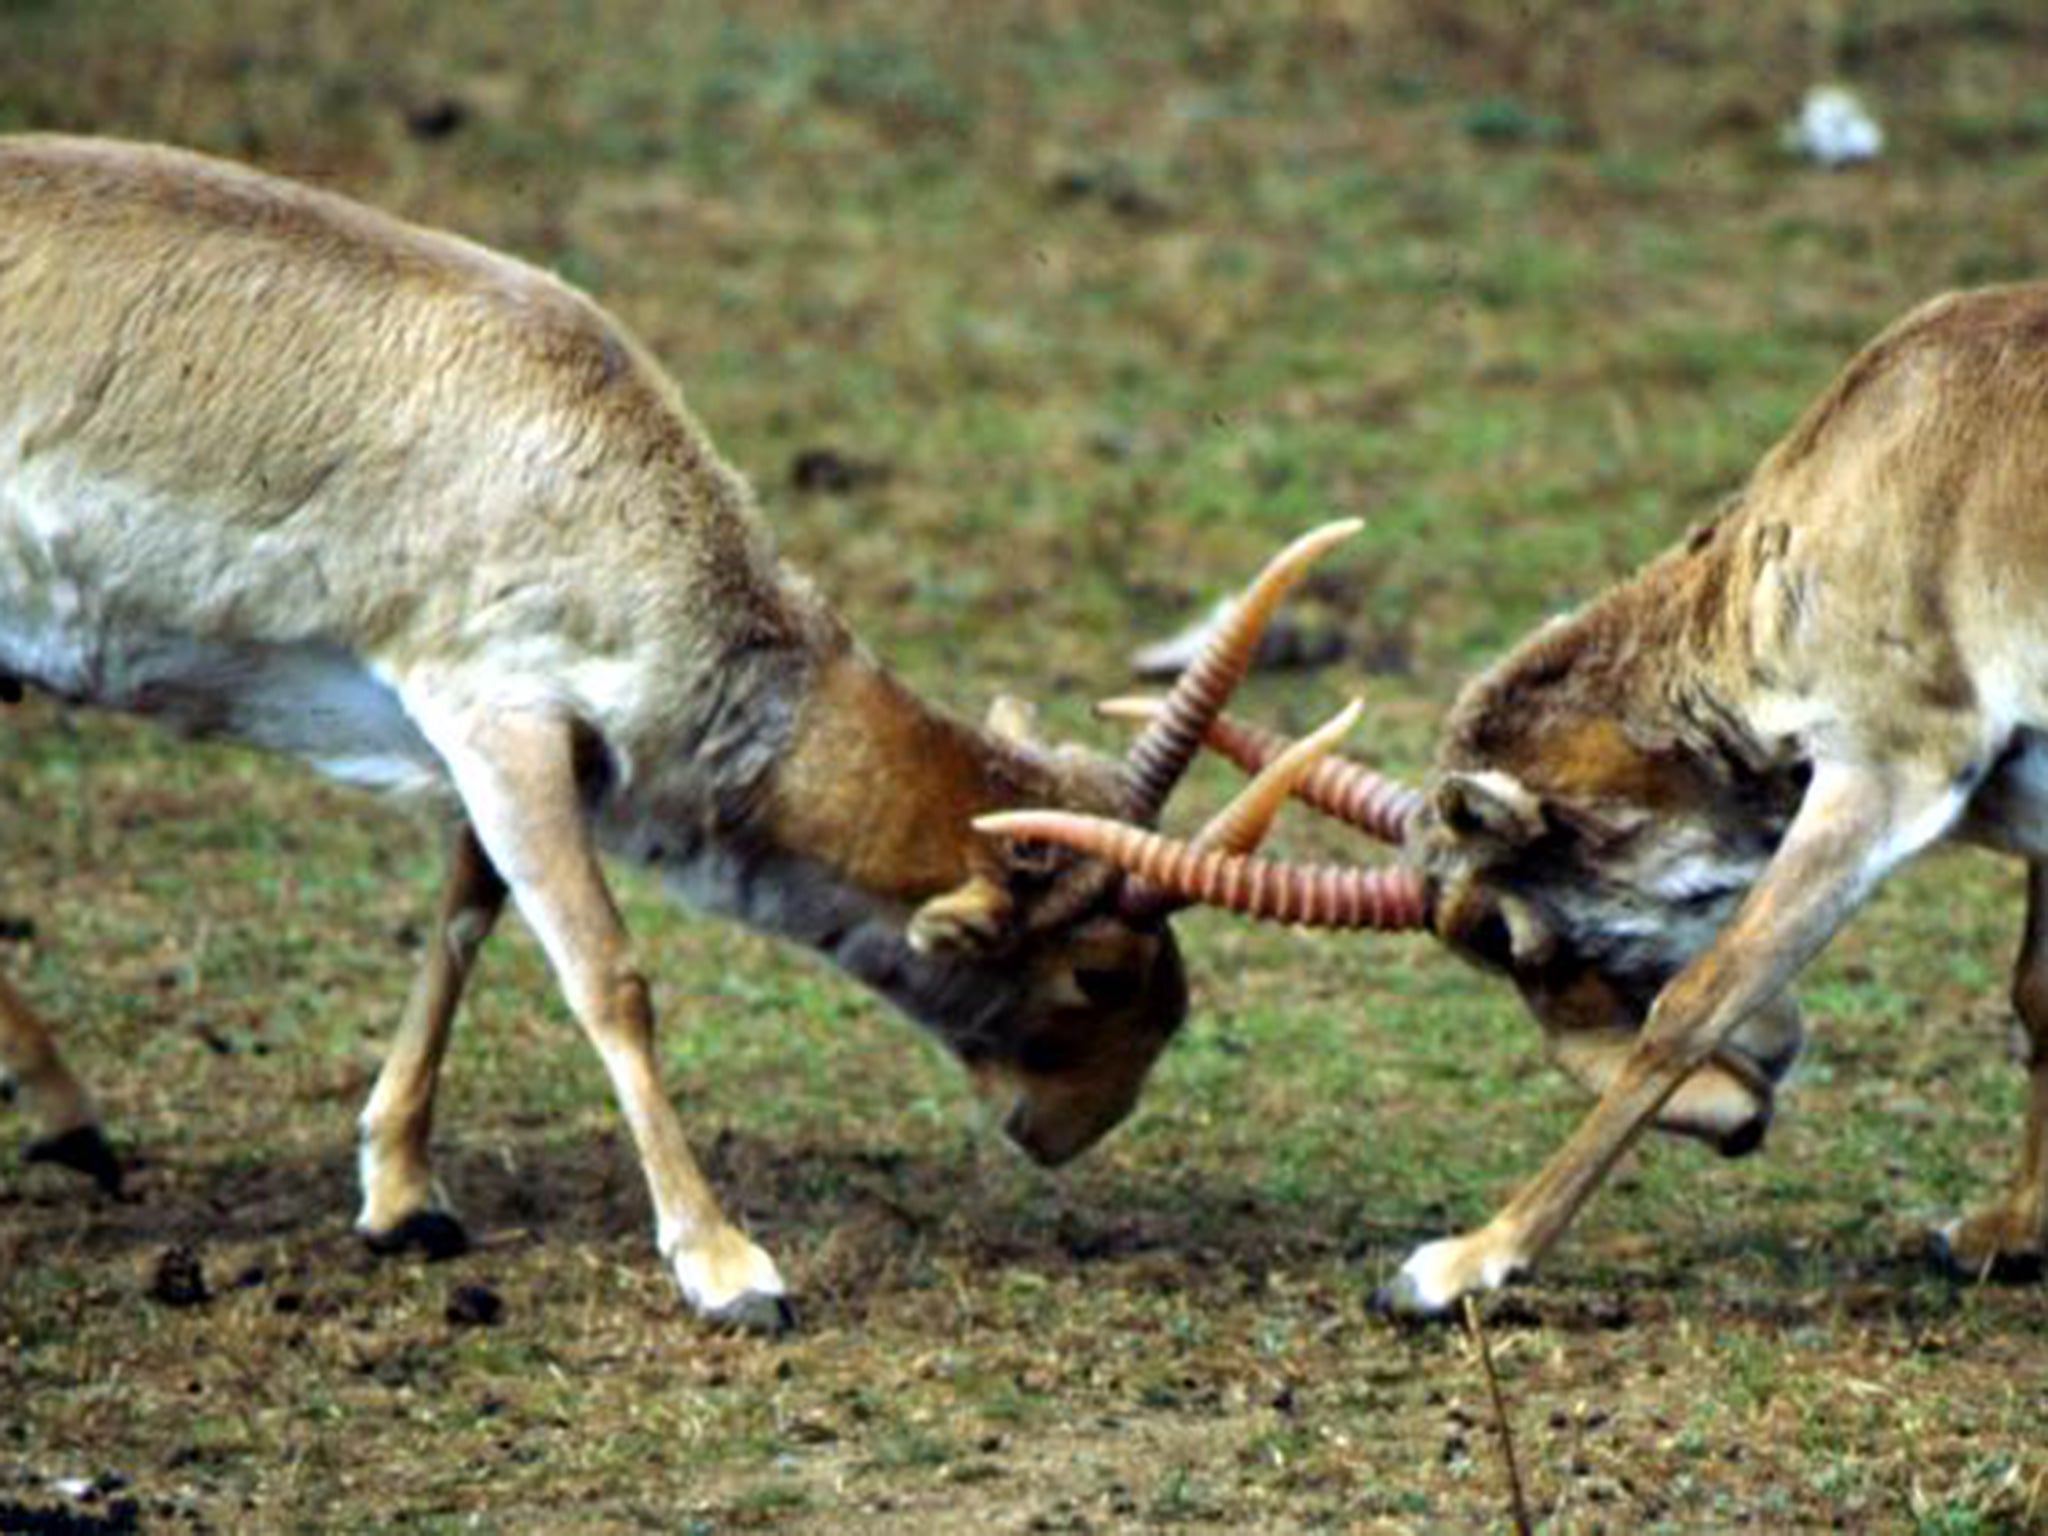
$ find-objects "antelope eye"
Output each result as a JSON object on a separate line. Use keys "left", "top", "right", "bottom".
{"left": 1002, "top": 837, "right": 1067, "bottom": 883}
{"left": 1462, "top": 909, "right": 1515, "bottom": 971}
{"left": 1073, "top": 966, "right": 1142, "bottom": 1009}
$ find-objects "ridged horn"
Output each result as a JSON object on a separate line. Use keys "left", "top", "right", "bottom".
{"left": 1189, "top": 699, "right": 1365, "bottom": 856}
{"left": 1119, "top": 700, "right": 1365, "bottom": 924}
{"left": 1119, "top": 519, "right": 1362, "bottom": 825}
{"left": 976, "top": 811, "right": 1430, "bottom": 931}
{"left": 1101, "top": 696, "right": 1424, "bottom": 846}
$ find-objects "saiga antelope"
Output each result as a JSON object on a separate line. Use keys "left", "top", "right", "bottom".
{"left": 990, "top": 282, "right": 2048, "bottom": 1314}
{"left": 0, "top": 136, "right": 1331, "bottom": 1328}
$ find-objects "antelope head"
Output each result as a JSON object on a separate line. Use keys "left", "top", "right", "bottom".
{"left": 885, "top": 521, "right": 1376, "bottom": 1166}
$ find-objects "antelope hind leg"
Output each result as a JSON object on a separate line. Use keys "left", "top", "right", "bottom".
{"left": 411, "top": 699, "right": 792, "bottom": 1331}
{"left": 355, "top": 821, "right": 506, "bottom": 1260}
{"left": 0, "top": 970, "right": 121, "bottom": 1195}
{"left": 1932, "top": 862, "right": 2048, "bottom": 1282}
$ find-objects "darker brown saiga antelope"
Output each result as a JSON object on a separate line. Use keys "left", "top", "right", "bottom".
{"left": 988, "top": 283, "right": 2048, "bottom": 1315}
{"left": 0, "top": 136, "right": 1347, "bottom": 1329}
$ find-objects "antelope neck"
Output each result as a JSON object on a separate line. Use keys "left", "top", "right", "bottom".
{"left": 760, "top": 647, "right": 1020, "bottom": 906}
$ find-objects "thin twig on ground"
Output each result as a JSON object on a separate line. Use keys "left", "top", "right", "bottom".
{"left": 1464, "top": 1295, "right": 1534, "bottom": 1536}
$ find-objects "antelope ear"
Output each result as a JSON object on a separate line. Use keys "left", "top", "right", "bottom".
{"left": 1432, "top": 771, "right": 1547, "bottom": 851}
{"left": 907, "top": 874, "right": 1015, "bottom": 956}
{"left": 985, "top": 694, "right": 1041, "bottom": 747}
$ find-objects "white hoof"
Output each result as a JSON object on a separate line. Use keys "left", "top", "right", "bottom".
{"left": 1376, "top": 1232, "right": 1522, "bottom": 1318}
{"left": 670, "top": 1229, "right": 794, "bottom": 1333}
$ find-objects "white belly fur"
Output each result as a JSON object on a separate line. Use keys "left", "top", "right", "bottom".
{"left": 0, "top": 479, "right": 446, "bottom": 794}
{"left": 0, "top": 608, "right": 445, "bottom": 797}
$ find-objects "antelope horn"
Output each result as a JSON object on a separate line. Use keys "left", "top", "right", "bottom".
{"left": 1119, "top": 518, "right": 1362, "bottom": 825}
{"left": 1101, "top": 696, "right": 1424, "bottom": 846}
{"left": 1190, "top": 699, "right": 1365, "bottom": 856}
{"left": 977, "top": 811, "right": 1430, "bottom": 931}
{"left": 1120, "top": 700, "right": 1365, "bottom": 924}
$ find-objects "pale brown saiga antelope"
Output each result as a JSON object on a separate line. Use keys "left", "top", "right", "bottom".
{"left": 0, "top": 136, "right": 1342, "bottom": 1329}
{"left": 988, "top": 282, "right": 2048, "bottom": 1315}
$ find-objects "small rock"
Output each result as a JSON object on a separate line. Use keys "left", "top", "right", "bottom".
{"left": 789, "top": 447, "right": 890, "bottom": 496}
{"left": 445, "top": 1282, "right": 505, "bottom": 1328}
{"left": 405, "top": 96, "right": 469, "bottom": 141}
{"left": 1582, "top": 1294, "right": 1634, "bottom": 1331}
{"left": 147, "top": 1245, "right": 210, "bottom": 1309}
{"left": 1486, "top": 1293, "right": 1544, "bottom": 1329}
{"left": 1045, "top": 164, "right": 1171, "bottom": 223}
{"left": 1790, "top": 85, "right": 1883, "bottom": 168}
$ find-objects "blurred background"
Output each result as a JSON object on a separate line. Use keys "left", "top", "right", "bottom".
{"left": 14, "top": 0, "right": 2047, "bottom": 694}
{"left": 6, "top": 3, "right": 2048, "bottom": 1529}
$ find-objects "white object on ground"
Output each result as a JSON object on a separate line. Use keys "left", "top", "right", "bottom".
{"left": 1793, "top": 85, "right": 1883, "bottom": 168}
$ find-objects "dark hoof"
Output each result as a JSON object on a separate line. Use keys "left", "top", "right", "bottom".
{"left": 361, "top": 1209, "right": 470, "bottom": 1262}
{"left": 148, "top": 1244, "right": 211, "bottom": 1309}
{"left": 1926, "top": 1225, "right": 2045, "bottom": 1284}
{"left": 1711, "top": 1113, "right": 1771, "bottom": 1160}
{"left": 444, "top": 1282, "right": 505, "bottom": 1327}
{"left": 705, "top": 1291, "right": 798, "bottom": 1336}
{"left": 25, "top": 1124, "right": 124, "bottom": 1197}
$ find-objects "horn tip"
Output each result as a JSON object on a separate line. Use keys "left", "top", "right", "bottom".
{"left": 974, "top": 810, "right": 1073, "bottom": 838}
{"left": 1096, "top": 696, "right": 1165, "bottom": 723}
{"left": 1296, "top": 516, "right": 1365, "bottom": 553}
{"left": 1262, "top": 517, "right": 1366, "bottom": 589}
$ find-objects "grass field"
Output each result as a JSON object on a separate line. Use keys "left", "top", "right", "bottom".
{"left": 4, "top": 1, "right": 2048, "bottom": 1529}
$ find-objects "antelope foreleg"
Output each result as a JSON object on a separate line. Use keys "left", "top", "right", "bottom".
{"left": 410, "top": 700, "right": 792, "bottom": 1331}
{"left": 1382, "top": 764, "right": 1961, "bottom": 1317}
